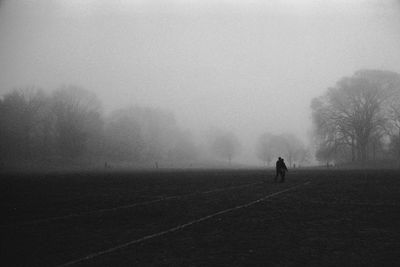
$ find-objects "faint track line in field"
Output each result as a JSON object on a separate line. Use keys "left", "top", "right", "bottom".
{"left": 2, "top": 181, "right": 263, "bottom": 227}
{"left": 303, "top": 200, "right": 400, "bottom": 207}
{"left": 57, "top": 181, "right": 311, "bottom": 267}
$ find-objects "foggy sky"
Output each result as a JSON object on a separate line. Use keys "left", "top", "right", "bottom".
{"left": 1, "top": 0, "right": 400, "bottom": 164}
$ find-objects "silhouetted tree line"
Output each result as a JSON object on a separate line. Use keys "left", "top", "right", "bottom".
{"left": 0, "top": 86, "right": 198, "bottom": 167}
{"left": 311, "top": 69, "right": 400, "bottom": 166}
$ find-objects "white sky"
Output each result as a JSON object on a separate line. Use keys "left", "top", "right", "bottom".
{"left": 1, "top": 0, "right": 400, "bottom": 164}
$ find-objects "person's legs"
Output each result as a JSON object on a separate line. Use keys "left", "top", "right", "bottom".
{"left": 281, "top": 171, "right": 285, "bottom": 183}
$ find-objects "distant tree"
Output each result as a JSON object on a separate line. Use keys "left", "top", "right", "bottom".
{"left": 210, "top": 131, "right": 241, "bottom": 165}
{"left": 383, "top": 75, "right": 400, "bottom": 165}
{"left": 104, "top": 109, "right": 144, "bottom": 161}
{"left": 255, "top": 133, "right": 274, "bottom": 166}
{"left": 311, "top": 70, "right": 400, "bottom": 163}
{"left": 104, "top": 106, "right": 194, "bottom": 163}
{"left": 0, "top": 88, "right": 49, "bottom": 161}
{"left": 0, "top": 86, "right": 201, "bottom": 168}
{"left": 255, "top": 133, "right": 283, "bottom": 166}
{"left": 169, "top": 130, "right": 198, "bottom": 161}
{"left": 128, "top": 106, "right": 179, "bottom": 161}
{"left": 51, "top": 86, "right": 103, "bottom": 159}
{"left": 256, "top": 133, "right": 306, "bottom": 167}
{"left": 295, "top": 146, "right": 311, "bottom": 166}
{"left": 279, "top": 133, "right": 304, "bottom": 167}
{"left": 276, "top": 134, "right": 307, "bottom": 167}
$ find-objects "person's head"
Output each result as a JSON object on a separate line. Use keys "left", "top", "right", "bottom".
{"left": 278, "top": 157, "right": 282, "bottom": 160}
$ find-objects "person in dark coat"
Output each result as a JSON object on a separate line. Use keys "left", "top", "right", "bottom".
{"left": 275, "top": 157, "right": 288, "bottom": 183}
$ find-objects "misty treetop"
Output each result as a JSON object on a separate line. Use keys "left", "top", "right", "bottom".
{"left": 0, "top": 86, "right": 199, "bottom": 167}
{"left": 311, "top": 69, "right": 400, "bottom": 165}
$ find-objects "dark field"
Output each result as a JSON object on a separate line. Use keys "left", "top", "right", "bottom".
{"left": 1, "top": 169, "right": 400, "bottom": 267}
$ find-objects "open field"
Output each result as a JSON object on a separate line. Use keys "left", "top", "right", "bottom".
{"left": 1, "top": 169, "right": 400, "bottom": 266}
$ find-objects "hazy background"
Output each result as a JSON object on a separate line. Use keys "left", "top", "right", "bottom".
{"left": 1, "top": 0, "right": 400, "bottom": 165}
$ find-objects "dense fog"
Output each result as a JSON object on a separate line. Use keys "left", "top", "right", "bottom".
{"left": 1, "top": 0, "right": 400, "bottom": 169}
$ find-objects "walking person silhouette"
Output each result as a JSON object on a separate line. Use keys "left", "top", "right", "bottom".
{"left": 275, "top": 157, "right": 288, "bottom": 183}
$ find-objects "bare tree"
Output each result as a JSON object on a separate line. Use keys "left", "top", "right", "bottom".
{"left": 169, "top": 130, "right": 198, "bottom": 161}
{"left": 0, "top": 88, "right": 49, "bottom": 161}
{"left": 104, "top": 108, "right": 144, "bottom": 161}
{"left": 210, "top": 131, "right": 241, "bottom": 165}
{"left": 51, "top": 86, "right": 103, "bottom": 159}
{"left": 256, "top": 133, "right": 306, "bottom": 167}
{"left": 255, "top": 133, "right": 274, "bottom": 166}
{"left": 311, "top": 70, "right": 400, "bottom": 163}
{"left": 104, "top": 105, "right": 197, "bottom": 164}
{"left": 129, "top": 106, "right": 179, "bottom": 161}
{"left": 385, "top": 82, "right": 400, "bottom": 165}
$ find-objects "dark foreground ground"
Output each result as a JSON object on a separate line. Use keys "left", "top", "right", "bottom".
{"left": 1, "top": 169, "right": 400, "bottom": 266}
